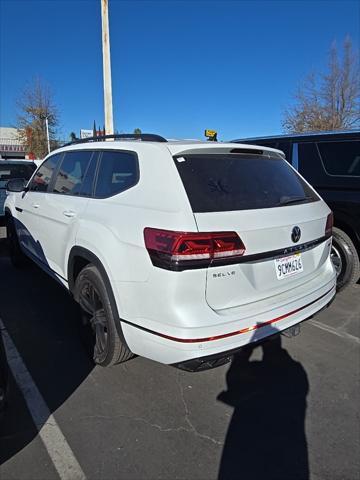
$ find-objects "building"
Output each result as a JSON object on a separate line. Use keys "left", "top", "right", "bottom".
{"left": 0, "top": 127, "right": 26, "bottom": 160}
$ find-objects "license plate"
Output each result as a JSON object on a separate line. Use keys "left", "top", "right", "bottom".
{"left": 275, "top": 253, "right": 303, "bottom": 280}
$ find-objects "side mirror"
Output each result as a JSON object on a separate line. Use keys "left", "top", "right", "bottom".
{"left": 6, "top": 178, "right": 27, "bottom": 192}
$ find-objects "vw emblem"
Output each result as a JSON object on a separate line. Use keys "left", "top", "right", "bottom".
{"left": 291, "top": 226, "right": 301, "bottom": 243}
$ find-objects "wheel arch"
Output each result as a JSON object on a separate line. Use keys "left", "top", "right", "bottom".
{"left": 68, "top": 246, "right": 108, "bottom": 292}
{"left": 68, "top": 246, "right": 131, "bottom": 350}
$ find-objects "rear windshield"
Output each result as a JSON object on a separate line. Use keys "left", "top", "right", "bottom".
{"left": 174, "top": 154, "right": 319, "bottom": 212}
{"left": 0, "top": 163, "right": 36, "bottom": 182}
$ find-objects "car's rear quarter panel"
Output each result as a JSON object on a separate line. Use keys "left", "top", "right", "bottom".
{"left": 74, "top": 144, "right": 199, "bottom": 317}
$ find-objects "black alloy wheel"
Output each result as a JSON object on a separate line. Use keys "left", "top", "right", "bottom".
{"left": 74, "top": 264, "right": 133, "bottom": 366}
{"left": 78, "top": 280, "right": 109, "bottom": 362}
{"left": 330, "top": 243, "right": 343, "bottom": 277}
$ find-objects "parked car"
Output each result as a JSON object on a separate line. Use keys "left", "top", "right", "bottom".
{"left": 232, "top": 130, "right": 360, "bottom": 291}
{"left": 0, "top": 160, "right": 37, "bottom": 226}
{"left": 4, "top": 134, "right": 336, "bottom": 371}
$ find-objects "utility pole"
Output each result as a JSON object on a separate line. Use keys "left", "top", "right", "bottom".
{"left": 45, "top": 116, "right": 50, "bottom": 153}
{"left": 40, "top": 113, "right": 50, "bottom": 154}
{"left": 101, "top": 0, "right": 114, "bottom": 136}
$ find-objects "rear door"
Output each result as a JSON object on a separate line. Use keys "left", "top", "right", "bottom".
{"left": 34, "top": 150, "right": 97, "bottom": 279}
{"left": 174, "top": 150, "right": 330, "bottom": 310}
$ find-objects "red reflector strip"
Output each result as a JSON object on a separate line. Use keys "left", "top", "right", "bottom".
{"left": 325, "top": 212, "right": 334, "bottom": 237}
{"left": 122, "top": 286, "right": 335, "bottom": 343}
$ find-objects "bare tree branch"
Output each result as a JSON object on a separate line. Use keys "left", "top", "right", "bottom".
{"left": 283, "top": 38, "right": 360, "bottom": 133}
{"left": 16, "top": 78, "right": 59, "bottom": 158}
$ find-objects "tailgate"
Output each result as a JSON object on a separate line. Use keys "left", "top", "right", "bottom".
{"left": 195, "top": 202, "right": 331, "bottom": 310}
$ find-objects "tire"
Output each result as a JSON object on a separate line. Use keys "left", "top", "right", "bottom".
{"left": 6, "top": 215, "right": 28, "bottom": 268}
{"left": 74, "top": 264, "right": 133, "bottom": 366}
{"left": 331, "top": 227, "right": 360, "bottom": 292}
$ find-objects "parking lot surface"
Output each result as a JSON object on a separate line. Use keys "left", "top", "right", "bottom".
{"left": 0, "top": 228, "right": 359, "bottom": 480}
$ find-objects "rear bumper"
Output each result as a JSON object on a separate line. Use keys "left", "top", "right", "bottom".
{"left": 173, "top": 295, "right": 335, "bottom": 372}
{"left": 121, "top": 275, "right": 336, "bottom": 365}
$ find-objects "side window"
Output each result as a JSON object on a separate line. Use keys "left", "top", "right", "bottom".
{"left": 277, "top": 142, "right": 291, "bottom": 161}
{"left": 298, "top": 142, "right": 321, "bottom": 177}
{"left": 317, "top": 140, "right": 360, "bottom": 176}
{"left": 29, "top": 154, "right": 62, "bottom": 192}
{"left": 94, "top": 151, "right": 138, "bottom": 198}
{"left": 53, "top": 151, "right": 93, "bottom": 195}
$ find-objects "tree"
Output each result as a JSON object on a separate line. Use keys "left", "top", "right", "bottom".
{"left": 133, "top": 128, "right": 142, "bottom": 134}
{"left": 283, "top": 37, "right": 360, "bottom": 133}
{"left": 16, "top": 78, "right": 59, "bottom": 158}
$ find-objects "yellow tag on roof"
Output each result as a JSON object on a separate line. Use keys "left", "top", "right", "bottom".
{"left": 205, "top": 129, "right": 217, "bottom": 138}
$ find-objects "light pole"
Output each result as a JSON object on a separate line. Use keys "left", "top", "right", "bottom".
{"left": 101, "top": 0, "right": 114, "bottom": 136}
{"left": 45, "top": 116, "right": 50, "bottom": 154}
{"left": 40, "top": 113, "right": 50, "bottom": 154}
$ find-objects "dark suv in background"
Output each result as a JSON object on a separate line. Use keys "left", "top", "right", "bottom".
{"left": 232, "top": 130, "right": 360, "bottom": 291}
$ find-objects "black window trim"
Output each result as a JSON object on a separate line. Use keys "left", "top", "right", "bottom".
{"left": 79, "top": 151, "right": 99, "bottom": 198}
{"left": 92, "top": 149, "right": 140, "bottom": 199}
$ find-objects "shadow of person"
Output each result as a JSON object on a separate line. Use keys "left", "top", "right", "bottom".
{"left": 218, "top": 326, "right": 309, "bottom": 480}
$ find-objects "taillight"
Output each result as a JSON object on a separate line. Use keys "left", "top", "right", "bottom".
{"left": 144, "top": 228, "right": 246, "bottom": 270}
{"left": 325, "top": 212, "right": 333, "bottom": 238}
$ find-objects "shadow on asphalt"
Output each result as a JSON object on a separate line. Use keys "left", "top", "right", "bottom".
{"left": 218, "top": 332, "right": 309, "bottom": 480}
{"left": 0, "top": 238, "right": 94, "bottom": 466}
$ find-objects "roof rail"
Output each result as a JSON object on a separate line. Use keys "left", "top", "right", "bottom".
{"left": 63, "top": 133, "right": 167, "bottom": 146}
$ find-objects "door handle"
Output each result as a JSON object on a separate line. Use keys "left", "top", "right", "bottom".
{"left": 63, "top": 210, "right": 76, "bottom": 218}
{"left": 32, "top": 203, "right": 40, "bottom": 209}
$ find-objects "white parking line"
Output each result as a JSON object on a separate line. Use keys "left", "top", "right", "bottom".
{"left": 0, "top": 319, "right": 86, "bottom": 480}
{"left": 308, "top": 319, "right": 360, "bottom": 344}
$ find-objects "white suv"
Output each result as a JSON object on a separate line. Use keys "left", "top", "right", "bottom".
{"left": 5, "top": 134, "right": 336, "bottom": 370}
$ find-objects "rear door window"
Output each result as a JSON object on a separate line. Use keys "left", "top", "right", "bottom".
{"left": 317, "top": 140, "right": 360, "bottom": 176}
{"left": 174, "top": 153, "right": 318, "bottom": 213}
{"left": 94, "top": 150, "right": 138, "bottom": 198}
{"left": 53, "top": 150, "right": 94, "bottom": 195}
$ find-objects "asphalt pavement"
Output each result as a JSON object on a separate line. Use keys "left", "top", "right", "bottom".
{"left": 0, "top": 227, "right": 359, "bottom": 480}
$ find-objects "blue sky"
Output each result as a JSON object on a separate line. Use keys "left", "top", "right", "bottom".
{"left": 0, "top": 0, "right": 359, "bottom": 141}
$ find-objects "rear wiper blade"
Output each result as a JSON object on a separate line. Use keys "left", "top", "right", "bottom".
{"left": 277, "top": 196, "right": 313, "bottom": 206}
